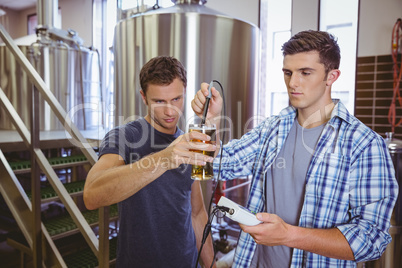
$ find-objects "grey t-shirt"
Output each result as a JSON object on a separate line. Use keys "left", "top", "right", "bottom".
{"left": 250, "top": 119, "right": 325, "bottom": 268}
{"left": 98, "top": 118, "right": 197, "bottom": 267}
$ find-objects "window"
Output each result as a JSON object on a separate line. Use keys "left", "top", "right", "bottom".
{"left": 93, "top": 0, "right": 116, "bottom": 129}
{"left": 320, "top": 0, "right": 359, "bottom": 113}
{"left": 93, "top": 0, "right": 174, "bottom": 129}
{"left": 260, "top": 0, "right": 358, "bottom": 116}
{"left": 260, "top": 0, "right": 292, "bottom": 116}
{"left": 27, "top": 14, "right": 38, "bottom": 35}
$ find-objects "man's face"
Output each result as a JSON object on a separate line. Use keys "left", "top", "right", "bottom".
{"left": 282, "top": 51, "right": 333, "bottom": 115}
{"left": 141, "top": 78, "right": 185, "bottom": 135}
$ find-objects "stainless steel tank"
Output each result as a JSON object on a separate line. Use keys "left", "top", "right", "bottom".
{"left": 113, "top": 0, "right": 260, "bottom": 138}
{"left": 0, "top": 45, "right": 31, "bottom": 130}
{"left": 363, "top": 132, "right": 402, "bottom": 268}
{"left": 0, "top": 0, "right": 102, "bottom": 131}
{"left": 0, "top": 42, "right": 102, "bottom": 131}
{"left": 386, "top": 132, "right": 402, "bottom": 226}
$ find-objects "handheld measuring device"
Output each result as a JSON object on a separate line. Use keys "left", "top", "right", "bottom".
{"left": 217, "top": 196, "right": 262, "bottom": 226}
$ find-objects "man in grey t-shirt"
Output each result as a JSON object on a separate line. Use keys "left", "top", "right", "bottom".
{"left": 84, "top": 56, "right": 216, "bottom": 267}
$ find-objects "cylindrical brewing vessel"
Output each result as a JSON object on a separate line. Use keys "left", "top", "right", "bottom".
{"left": 363, "top": 132, "right": 402, "bottom": 268}
{"left": 0, "top": 0, "right": 102, "bottom": 131}
{"left": 386, "top": 132, "right": 402, "bottom": 226}
{"left": 113, "top": 1, "right": 260, "bottom": 138}
{"left": 0, "top": 43, "right": 101, "bottom": 131}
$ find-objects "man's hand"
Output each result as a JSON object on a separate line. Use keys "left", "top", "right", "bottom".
{"left": 161, "top": 131, "right": 216, "bottom": 169}
{"left": 191, "top": 82, "right": 223, "bottom": 123}
{"left": 239, "top": 213, "right": 291, "bottom": 246}
{"left": 239, "top": 213, "right": 355, "bottom": 260}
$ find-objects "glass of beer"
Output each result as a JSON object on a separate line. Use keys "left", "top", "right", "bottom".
{"left": 189, "top": 123, "right": 216, "bottom": 180}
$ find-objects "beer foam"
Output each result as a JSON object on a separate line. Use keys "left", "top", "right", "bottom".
{"left": 189, "top": 125, "right": 215, "bottom": 131}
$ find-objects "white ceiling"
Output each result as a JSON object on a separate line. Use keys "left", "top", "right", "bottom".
{"left": 0, "top": 0, "right": 36, "bottom": 11}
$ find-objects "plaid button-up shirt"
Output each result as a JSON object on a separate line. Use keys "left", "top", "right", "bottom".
{"left": 214, "top": 100, "right": 398, "bottom": 267}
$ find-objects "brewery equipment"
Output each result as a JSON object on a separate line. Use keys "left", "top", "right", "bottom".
{"left": 365, "top": 132, "right": 402, "bottom": 268}
{"left": 113, "top": 0, "right": 260, "bottom": 139}
{"left": 113, "top": 2, "right": 259, "bottom": 253}
{"left": 0, "top": 0, "right": 102, "bottom": 131}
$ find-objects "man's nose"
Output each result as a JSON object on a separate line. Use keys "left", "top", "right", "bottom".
{"left": 164, "top": 104, "right": 175, "bottom": 116}
{"left": 289, "top": 74, "right": 299, "bottom": 88}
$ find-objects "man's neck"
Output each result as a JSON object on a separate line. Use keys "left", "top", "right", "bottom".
{"left": 297, "top": 102, "right": 335, "bottom": 129}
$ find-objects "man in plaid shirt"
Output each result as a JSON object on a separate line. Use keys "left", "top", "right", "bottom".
{"left": 192, "top": 30, "right": 399, "bottom": 267}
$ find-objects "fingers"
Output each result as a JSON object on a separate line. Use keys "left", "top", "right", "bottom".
{"left": 187, "top": 132, "right": 217, "bottom": 155}
{"left": 192, "top": 82, "right": 222, "bottom": 116}
{"left": 172, "top": 144, "right": 215, "bottom": 166}
{"left": 256, "top": 213, "right": 272, "bottom": 223}
{"left": 172, "top": 146, "right": 215, "bottom": 167}
{"left": 201, "top": 82, "right": 211, "bottom": 96}
{"left": 240, "top": 213, "right": 290, "bottom": 246}
{"left": 209, "top": 88, "right": 220, "bottom": 100}
{"left": 168, "top": 133, "right": 216, "bottom": 167}
{"left": 239, "top": 213, "right": 273, "bottom": 233}
{"left": 188, "top": 130, "right": 211, "bottom": 141}
{"left": 191, "top": 84, "right": 209, "bottom": 115}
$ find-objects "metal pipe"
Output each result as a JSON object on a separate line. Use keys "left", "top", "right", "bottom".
{"left": 37, "top": 0, "right": 58, "bottom": 29}
{"left": 74, "top": 41, "right": 87, "bottom": 130}
{"left": 92, "top": 47, "right": 104, "bottom": 126}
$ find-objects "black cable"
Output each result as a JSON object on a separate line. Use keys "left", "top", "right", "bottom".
{"left": 195, "top": 80, "right": 226, "bottom": 268}
{"left": 208, "top": 208, "right": 221, "bottom": 268}
{"left": 210, "top": 247, "right": 218, "bottom": 268}
{"left": 208, "top": 80, "right": 226, "bottom": 213}
{"left": 195, "top": 207, "right": 222, "bottom": 268}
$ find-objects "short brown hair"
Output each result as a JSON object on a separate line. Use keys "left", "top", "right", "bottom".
{"left": 139, "top": 56, "right": 187, "bottom": 94}
{"left": 282, "top": 30, "right": 340, "bottom": 74}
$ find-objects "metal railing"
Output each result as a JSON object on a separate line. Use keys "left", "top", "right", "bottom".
{"left": 0, "top": 23, "right": 110, "bottom": 267}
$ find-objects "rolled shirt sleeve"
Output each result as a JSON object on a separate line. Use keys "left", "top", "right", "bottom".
{"left": 337, "top": 136, "right": 398, "bottom": 262}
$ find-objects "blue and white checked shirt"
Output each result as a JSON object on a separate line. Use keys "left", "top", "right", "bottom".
{"left": 214, "top": 100, "right": 398, "bottom": 267}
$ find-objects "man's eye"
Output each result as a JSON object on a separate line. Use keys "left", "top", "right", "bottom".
{"left": 302, "top": 72, "right": 311, "bottom": 75}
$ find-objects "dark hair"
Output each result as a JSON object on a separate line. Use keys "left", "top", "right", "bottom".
{"left": 281, "top": 30, "right": 340, "bottom": 74}
{"left": 139, "top": 56, "right": 187, "bottom": 94}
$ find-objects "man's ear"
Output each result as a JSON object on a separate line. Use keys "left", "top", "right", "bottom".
{"left": 326, "top": 69, "right": 341, "bottom": 86}
{"left": 140, "top": 90, "right": 148, "bottom": 105}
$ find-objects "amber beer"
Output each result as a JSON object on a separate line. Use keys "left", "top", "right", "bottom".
{"left": 189, "top": 124, "right": 216, "bottom": 180}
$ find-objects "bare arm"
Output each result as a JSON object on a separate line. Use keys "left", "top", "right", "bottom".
{"left": 84, "top": 152, "right": 167, "bottom": 210}
{"left": 84, "top": 132, "right": 216, "bottom": 210}
{"left": 240, "top": 213, "right": 354, "bottom": 260}
{"left": 191, "top": 181, "right": 216, "bottom": 268}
